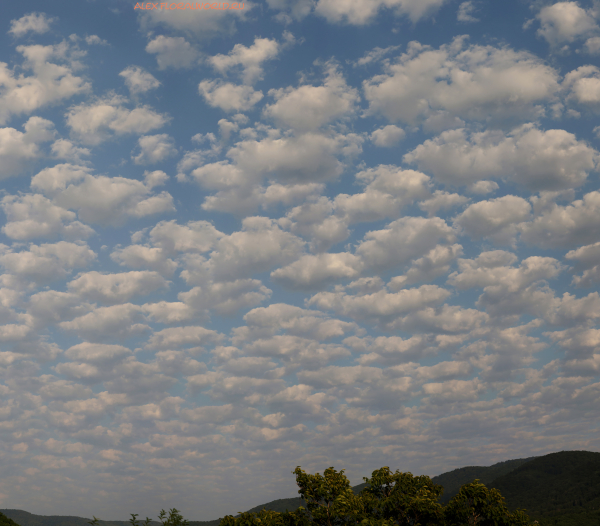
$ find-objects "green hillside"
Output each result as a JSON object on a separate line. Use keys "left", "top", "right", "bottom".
{"left": 489, "top": 450, "right": 600, "bottom": 526}
{"left": 0, "top": 511, "right": 21, "bottom": 526}
{"left": 4, "top": 450, "right": 600, "bottom": 526}
{"left": 430, "top": 456, "right": 539, "bottom": 503}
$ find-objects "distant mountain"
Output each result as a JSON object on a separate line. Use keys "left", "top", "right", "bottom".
{"left": 489, "top": 450, "right": 600, "bottom": 526}
{"left": 0, "top": 510, "right": 164, "bottom": 526}
{"left": 431, "top": 456, "right": 539, "bottom": 503}
{"left": 4, "top": 450, "right": 600, "bottom": 526}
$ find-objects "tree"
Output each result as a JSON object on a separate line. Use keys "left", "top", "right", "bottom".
{"left": 356, "top": 467, "right": 445, "bottom": 526}
{"left": 87, "top": 508, "right": 189, "bottom": 526}
{"left": 443, "top": 479, "right": 533, "bottom": 526}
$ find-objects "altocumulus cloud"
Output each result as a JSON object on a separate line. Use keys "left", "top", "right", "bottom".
{"left": 0, "top": 1, "right": 599, "bottom": 523}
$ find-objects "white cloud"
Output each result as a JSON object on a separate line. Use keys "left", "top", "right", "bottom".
{"left": 85, "top": 35, "right": 108, "bottom": 46}
{"left": 66, "top": 95, "right": 170, "bottom": 145}
{"left": 457, "top": 1, "right": 479, "bottom": 22}
{"left": 0, "top": 42, "right": 90, "bottom": 125}
{"left": 308, "top": 284, "right": 451, "bottom": 325}
{"left": 146, "top": 326, "right": 223, "bottom": 350}
{"left": 51, "top": 139, "right": 91, "bottom": 163}
{"left": 370, "top": 125, "right": 405, "bottom": 147}
{"left": 209, "top": 38, "right": 280, "bottom": 84}
{"left": 453, "top": 195, "right": 532, "bottom": 245}
{"left": 520, "top": 191, "right": 600, "bottom": 248}
{"left": 58, "top": 304, "right": 150, "bottom": 342}
{"left": 536, "top": 1, "right": 599, "bottom": 46}
{"left": 110, "top": 245, "right": 177, "bottom": 277}
{"left": 67, "top": 271, "right": 170, "bottom": 305}
{"left": 563, "top": 65, "right": 600, "bottom": 109}
{"left": 389, "top": 243, "right": 463, "bottom": 287}
{"left": 9, "top": 12, "right": 56, "bottom": 37}
{"left": 0, "top": 117, "right": 55, "bottom": 180}
{"left": 226, "top": 131, "right": 361, "bottom": 183}
{"left": 119, "top": 66, "right": 161, "bottom": 95}
{"left": 364, "top": 37, "right": 559, "bottom": 125}
{"left": 419, "top": 191, "right": 469, "bottom": 217}
{"left": 271, "top": 252, "right": 363, "bottom": 289}
{"left": 31, "top": 163, "right": 175, "bottom": 226}
{"left": 404, "top": 124, "right": 598, "bottom": 190}
{"left": 145, "top": 36, "right": 199, "bottom": 69}
{"left": 138, "top": 6, "right": 248, "bottom": 40}
{"left": 199, "top": 80, "right": 264, "bottom": 112}
{"left": 565, "top": 241, "right": 600, "bottom": 287}
{"left": 207, "top": 217, "right": 305, "bottom": 280}
{"left": 132, "top": 134, "right": 177, "bottom": 165}
{"left": 263, "top": 65, "right": 360, "bottom": 130}
{"left": 1, "top": 193, "right": 93, "bottom": 241}
{"left": 0, "top": 241, "right": 96, "bottom": 285}
{"left": 356, "top": 216, "right": 456, "bottom": 271}
{"left": 178, "top": 279, "right": 272, "bottom": 315}
{"left": 148, "top": 220, "right": 224, "bottom": 255}
{"left": 314, "top": 0, "right": 448, "bottom": 25}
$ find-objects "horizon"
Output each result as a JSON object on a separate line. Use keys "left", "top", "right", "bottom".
{"left": 1, "top": 0, "right": 600, "bottom": 522}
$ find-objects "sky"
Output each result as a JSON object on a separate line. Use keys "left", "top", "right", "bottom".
{"left": 0, "top": 0, "right": 600, "bottom": 521}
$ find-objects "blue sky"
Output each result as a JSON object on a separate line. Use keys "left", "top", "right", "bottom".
{"left": 1, "top": 0, "right": 600, "bottom": 521}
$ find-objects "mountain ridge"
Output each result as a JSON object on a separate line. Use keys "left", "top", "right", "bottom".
{"left": 4, "top": 450, "right": 599, "bottom": 526}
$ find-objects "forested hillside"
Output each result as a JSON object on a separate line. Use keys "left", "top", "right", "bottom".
{"left": 4, "top": 451, "right": 600, "bottom": 526}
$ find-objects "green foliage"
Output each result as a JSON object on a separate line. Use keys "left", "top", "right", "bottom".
{"left": 87, "top": 509, "right": 188, "bottom": 526}
{"left": 357, "top": 467, "right": 445, "bottom": 526}
{"left": 431, "top": 458, "right": 538, "bottom": 505}
{"left": 0, "top": 511, "right": 21, "bottom": 526}
{"left": 443, "top": 479, "right": 531, "bottom": 526}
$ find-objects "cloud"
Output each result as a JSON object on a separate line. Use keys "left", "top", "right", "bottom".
{"left": 207, "top": 217, "right": 304, "bottom": 280}
{"left": 132, "top": 134, "right": 177, "bottom": 165}
{"left": 308, "top": 284, "right": 451, "bottom": 326}
{"left": 0, "top": 42, "right": 90, "bottom": 125}
{"left": 145, "top": 36, "right": 199, "bottom": 70}
{"left": 8, "top": 12, "right": 56, "bottom": 37}
{"left": 66, "top": 95, "right": 170, "bottom": 145}
{"left": 0, "top": 241, "right": 96, "bottom": 285}
{"left": 178, "top": 279, "right": 272, "bottom": 315}
{"left": 404, "top": 124, "right": 598, "bottom": 190}
{"left": 271, "top": 252, "right": 363, "bottom": 289}
{"left": 457, "top": 1, "right": 479, "bottom": 22}
{"left": 51, "top": 139, "right": 91, "bottom": 163}
{"left": 565, "top": 241, "right": 600, "bottom": 287}
{"left": 119, "top": 66, "right": 161, "bottom": 95}
{"left": 199, "top": 80, "right": 264, "bottom": 112}
{"left": 370, "top": 125, "right": 405, "bottom": 147}
{"left": 563, "top": 65, "right": 600, "bottom": 109}
{"left": 363, "top": 37, "right": 559, "bottom": 125}
{"left": 148, "top": 219, "right": 224, "bottom": 255}
{"left": 30, "top": 163, "right": 175, "bottom": 226}
{"left": 314, "top": 0, "right": 448, "bottom": 25}
{"left": 356, "top": 216, "right": 456, "bottom": 271}
{"left": 146, "top": 326, "right": 223, "bottom": 350}
{"left": 453, "top": 195, "right": 531, "bottom": 245}
{"left": 226, "top": 130, "right": 361, "bottom": 183}
{"left": 209, "top": 37, "right": 280, "bottom": 84}
{"left": 263, "top": 64, "right": 359, "bottom": 130}
{"left": 110, "top": 245, "right": 178, "bottom": 277}
{"left": 67, "top": 271, "right": 170, "bottom": 305}
{"left": 58, "top": 304, "right": 150, "bottom": 342}
{"left": 520, "top": 191, "right": 600, "bottom": 248}
{"left": 138, "top": 5, "right": 247, "bottom": 39}
{"left": 1, "top": 193, "right": 93, "bottom": 241}
{"left": 0, "top": 117, "right": 56, "bottom": 180}
{"left": 536, "top": 1, "right": 599, "bottom": 46}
